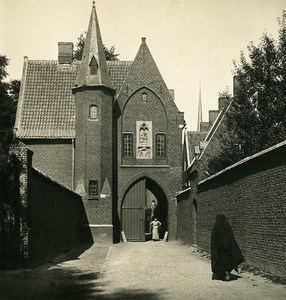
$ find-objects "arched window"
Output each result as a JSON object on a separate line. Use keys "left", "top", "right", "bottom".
{"left": 89, "top": 55, "right": 98, "bottom": 75}
{"left": 89, "top": 105, "right": 98, "bottom": 120}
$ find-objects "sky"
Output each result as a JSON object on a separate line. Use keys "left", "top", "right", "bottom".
{"left": 1, "top": 0, "right": 285, "bottom": 130}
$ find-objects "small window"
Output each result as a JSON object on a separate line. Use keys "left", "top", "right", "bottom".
{"left": 89, "top": 105, "right": 98, "bottom": 119}
{"left": 123, "top": 133, "right": 133, "bottom": 157}
{"left": 156, "top": 133, "right": 166, "bottom": 157}
{"left": 142, "top": 92, "right": 147, "bottom": 102}
{"left": 89, "top": 55, "right": 98, "bottom": 75}
{"left": 89, "top": 180, "right": 98, "bottom": 198}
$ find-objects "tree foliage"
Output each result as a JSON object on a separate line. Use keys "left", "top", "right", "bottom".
{"left": 0, "top": 56, "right": 17, "bottom": 154}
{"left": 74, "top": 32, "right": 119, "bottom": 61}
{"left": 0, "top": 56, "right": 21, "bottom": 269}
{"left": 208, "top": 11, "right": 286, "bottom": 174}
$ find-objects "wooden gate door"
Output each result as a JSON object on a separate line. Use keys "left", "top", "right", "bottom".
{"left": 122, "top": 179, "right": 146, "bottom": 241}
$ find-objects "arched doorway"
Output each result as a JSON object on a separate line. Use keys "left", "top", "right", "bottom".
{"left": 121, "top": 177, "right": 168, "bottom": 241}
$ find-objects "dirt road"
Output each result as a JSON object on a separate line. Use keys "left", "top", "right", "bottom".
{"left": 0, "top": 241, "right": 285, "bottom": 299}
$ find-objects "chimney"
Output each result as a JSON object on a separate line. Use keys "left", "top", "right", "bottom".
{"left": 218, "top": 96, "right": 230, "bottom": 111}
{"left": 233, "top": 75, "right": 239, "bottom": 96}
{"left": 58, "top": 42, "right": 74, "bottom": 64}
{"left": 200, "top": 122, "right": 210, "bottom": 132}
{"left": 169, "top": 89, "right": 175, "bottom": 100}
{"left": 209, "top": 110, "right": 219, "bottom": 126}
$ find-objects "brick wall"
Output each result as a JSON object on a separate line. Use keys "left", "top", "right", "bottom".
{"left": 29, "top": 168, "right": 91, "bottom": 264}
{"left": 24, "top": 139, "right": 73, "bottom": 188}
{"left": 6, "top": 143, "right": 33, "bottom": 267}
{"left": 195, "top": 142, "right": 286, "bottom": 278}
{"left": 83, "top": 195, "right": 113, "bottom": 243}
{"left": 177, "top": 188, "right": 194, "bottom": 244}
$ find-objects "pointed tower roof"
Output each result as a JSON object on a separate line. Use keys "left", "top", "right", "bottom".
{"left": 74, "top": 2, "right": 114, "bottom": 90}
{"left": 197, "top": 82, "right": 203, "bottom": 132}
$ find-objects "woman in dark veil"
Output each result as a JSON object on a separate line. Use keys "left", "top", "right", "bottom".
{"left": 211, "top": 214, "right": 244, "bottom": 281}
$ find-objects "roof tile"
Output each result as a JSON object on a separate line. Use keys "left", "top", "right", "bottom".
{"left": 16, "top": 60, "right": 132, "bottom": 138}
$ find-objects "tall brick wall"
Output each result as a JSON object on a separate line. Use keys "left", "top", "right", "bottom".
{"left": 177, "top": 189, "right": 194, "bottom": 244}
{"left": 195, "top": 143, "right": 286, "bottom": 278}
{"left": 29, "top": 168, "right": 91, "bottom": 264}
{"left": 23, "top": 139, "right": 73, "bottom": 188}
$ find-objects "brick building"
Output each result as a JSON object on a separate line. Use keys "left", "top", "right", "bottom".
{"left": 14, "top": 3, "right": 184, "bottom": 242}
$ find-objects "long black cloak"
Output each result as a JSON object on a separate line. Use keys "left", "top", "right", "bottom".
{"left": 211, "top": 214, "right": 244, "bottom": 276}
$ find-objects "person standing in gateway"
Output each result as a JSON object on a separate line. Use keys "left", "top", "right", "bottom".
{"left": 150, "top": 218, "right": 161, "bottom": 241}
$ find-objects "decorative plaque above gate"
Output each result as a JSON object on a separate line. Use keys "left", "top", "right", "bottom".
{"left": 136, "top": 121, "right": 152, "bottom": 159}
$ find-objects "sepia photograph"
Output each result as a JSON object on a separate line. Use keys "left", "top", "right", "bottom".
{"left": 1, "top": 0, "right": 286, "bottom": 299}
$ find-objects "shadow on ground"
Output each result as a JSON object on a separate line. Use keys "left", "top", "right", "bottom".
{"left": 212, "top": 272, "right": 242, "bottom": 282}
{"left": 94, "top": 289, "right": 161, "bottom": 300}
{"left": 0, "top": 267, "right": 159, "bottom": 300}
{"left": 0, "top": 243, "right": 160, "bottom": 300}
{"left": 0, "top": 267, "right": 100, "bottom": 299}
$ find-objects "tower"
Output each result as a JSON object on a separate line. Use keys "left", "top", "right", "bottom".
{"left": 197, "top": 82, "right": 202, "bottom": 132}
{"left": 72, "top": 3, "right": 115, "bottom": 242}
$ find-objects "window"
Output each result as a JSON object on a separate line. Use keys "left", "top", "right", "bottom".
{"left": 156, "top": 133, "right": 166, "bottom": 157}
{"left": 142, "top": 92, "right": 147, "bottom": 102}
{"left": 123, "top": 133, "right": 133, "bottom": 157}
{"left": 89, "top": 105, "right": 98, "bottom": 119}
{"left": 89, "top": 180, "right": 98, "bottom": 198}
{"left": 89, "top": 55, "right": 98, "bottom": 75}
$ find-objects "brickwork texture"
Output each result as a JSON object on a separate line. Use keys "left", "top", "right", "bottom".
{"left": 29, "top": 168, "right": 91, "bottom": 264}
{"left": 181, "top": 143, "right": 286, "bottom": 278}
{"left": 24, "top": 139, "right": 73, "bottom": 188}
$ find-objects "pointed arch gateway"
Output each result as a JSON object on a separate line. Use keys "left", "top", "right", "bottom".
{"left": 121, "top": 177, "right": 168, "bottom": 241}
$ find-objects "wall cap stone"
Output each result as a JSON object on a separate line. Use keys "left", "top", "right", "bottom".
{"left": 198, "top": 139, "right": 286, "bottom": 186}
{"left": 32, "top": 167, "right": 81, "bottom": 197}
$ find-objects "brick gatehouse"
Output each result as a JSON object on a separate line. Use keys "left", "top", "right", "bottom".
{"left": 14, "top": 3, "right": 185, "bottom": 243}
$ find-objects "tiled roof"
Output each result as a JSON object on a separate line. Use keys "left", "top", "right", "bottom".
{"left": 15, "top": 60, "right": 132, "bottom": 138}
{"left": 108, "top": 61, "right": 132, "bottom": 93}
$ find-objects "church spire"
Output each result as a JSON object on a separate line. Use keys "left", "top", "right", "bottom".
{"left": 74, "top": 3, "right": 114, "bottom": 90}
{"left": 197, "top": 82, "right": 202, "bottom": 132}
